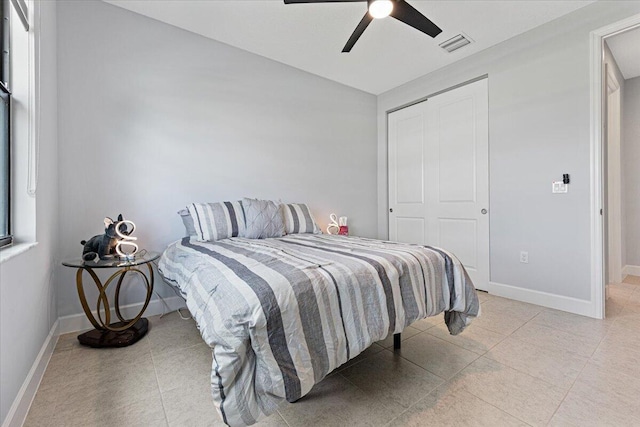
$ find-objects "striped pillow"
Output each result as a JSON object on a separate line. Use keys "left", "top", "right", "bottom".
{"left": 187, "top": 201, "right": 245, "bottom": 242}
{"left": 282, "top": 203, "right": 321, "bottom": 234}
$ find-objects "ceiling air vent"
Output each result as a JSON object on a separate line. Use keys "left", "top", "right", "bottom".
{"left": 439, "top": 34, "right": 472, "bottom": 53}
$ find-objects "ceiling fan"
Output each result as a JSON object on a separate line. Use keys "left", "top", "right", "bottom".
{"left": 283, "top": 0, "right": 443, "bottom": 52}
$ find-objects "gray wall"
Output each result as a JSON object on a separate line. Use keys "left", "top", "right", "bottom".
{"left": 56, "top": 1, "right": 377, "bottom": 317}
{"left": 0, "top": 1, "right": 58, "bottom": 423}
{"left": 377, "top": 1, "right": 640, "bottom": 301}
{"left": 623, "top": 76, "right": 640, "bottom": 268}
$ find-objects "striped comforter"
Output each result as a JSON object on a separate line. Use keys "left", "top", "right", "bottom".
{"left": 158, "top": 234, "right": 480, "bottom": 426}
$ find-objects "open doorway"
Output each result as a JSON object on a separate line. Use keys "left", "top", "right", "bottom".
{"left": 604, "top": 27, "right": 640, "bottom": 316}
{"left": 591, "top": 15, "right": 640, "bottom": 318}
{"left": 603, "top": 26, "right": 640, "bottom": 316}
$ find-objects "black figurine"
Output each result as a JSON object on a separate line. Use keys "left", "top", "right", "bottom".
{"left": 80, "top": 214, "right": 130, "bottom": 261}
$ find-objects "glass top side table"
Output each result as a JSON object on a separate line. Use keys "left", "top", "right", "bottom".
{"left": 62, "top": 252, "right": 160, "bottom": 348}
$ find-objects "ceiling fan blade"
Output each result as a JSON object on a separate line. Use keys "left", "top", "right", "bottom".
{"left": 390, "top": 0, "right": 442, "bottom": 38}
{"left": 284, "top": 0, "right": 364, "bottom": 4}
{"left": 342, "top": 12, "right": 373, "bottom": 52}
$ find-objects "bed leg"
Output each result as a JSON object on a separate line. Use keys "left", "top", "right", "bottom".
{"left": 393, "top": 333, "right": 401, "bottom": 350}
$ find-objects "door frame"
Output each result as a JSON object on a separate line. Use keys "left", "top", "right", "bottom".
{"left": 590, "top": 13, "right": 640, "bottom": 319}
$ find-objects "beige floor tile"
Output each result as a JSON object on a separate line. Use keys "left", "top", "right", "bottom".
{"left": 549, "top": 390, "right": 640, "bottom": 427}
{"left": 37, "top": 350, "right": 72, "bottom": 392}
{"left": 162, "top": 383, "right": 225, "bottom": 427}
{"left": 623, "top": 275, "right": 640, "bottom": 285}
{"left": 426, "top": 322, "right": 506, "bottom": 355}
{"left": 54, "top": 332, "right": 83, "bottom": 353}
{"left": 376, "top": 325, "right": 421, "bottom": 348}
{"left": 605, "top": 296, "right": 627, "bottom": 319}
{"left": 163, "top": 382, "right": 289, "bottom": 427}
{"left": 616, "top": 281, "right": 639, "bottom": 290}
{"left": 484, "top": 336, "right": 587, "bottom": 390}
{"left": 476, "top": 290, "right": 493, "bottom": 303}
{"left": 395, "top": 333, "right": 480, "bottom": 379}
{"left": 611, "top": 305, "right": 640, "bottom": 333}
{"left": 629, "top": 287, "right": 640, "bottom": 304}
{"left": 410, "top": 314, "right": 443, "bottom": 331}
{"left": 53, "top": 386, "right": 167, "bottom": 427}
{"left": 148, "top": 312, "right": 204, "bottom": 356}
{"left": 469, "top": 298, "right": 541, "bottom": 335}
{"left": 334, "top": 342, "right": 385, "bottom": 372}
{"left": 23, "top": 387, "right": 59, "bottom": 427}
{"left": 31, "top": 293, "right": 640, "bottom": 427}
{"left": 390, "top": 382, "right": 528, "bottom": 427}
{"left": 608, "top": 285, "right": 635, "bottom": 301}
{"left": 153, "top": 343, "right": 213, "bottom": 393}
{"left": 340, "top": 350, "right": 444, "bottom": 415}
{"left": 510, "top": 322, "right": 603, "bottom": 358}
{"left": 255, "top": 412, "right": 289, "bottom": 427}
{"left": 58, "top": 354, "right": 160, "bottom": 410}
{"left": 604, "top": 323, "right": 640, "bottom": 349}
{"left": 279, "top": 373, "right": 398, "bottom": 426}
{"left": 450, "top": 357, "right": 566, "bottom": 427}
{"left": 590, "top": 329, "right": 640, "bottom": 379}
{"left": 59, "top": 338, "right": 152, "bottom": 390}
{"left": 624, "top": 294, "right": 640, "bottom": 308}
{"left": 569, "top": 362, "right": 640, "bottom": 418}
{"left": 531, "top": 308, "right": 611, "bottom": 338}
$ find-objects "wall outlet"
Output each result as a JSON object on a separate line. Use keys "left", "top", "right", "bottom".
{"left": 552, "top": 181, "right": 568, "bottom": 193}
{"left": 520, "top": 251, "right": 529, "bottom": 263}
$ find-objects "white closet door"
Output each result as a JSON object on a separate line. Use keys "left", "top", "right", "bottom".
{"left": 388, "top": 101, "right": 427, "bottom": 245}
{"left": 388, "top": 79, "right": 489, "bottom": 290}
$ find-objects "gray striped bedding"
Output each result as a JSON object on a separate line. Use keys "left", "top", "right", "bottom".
{"left": 282, "top": 203, "right": 321, "bottom": 234}
{"left": 158, "top": 234, "right": 480, "bottom": 427}
{"left": 188, "top": 201, "right": 245, "bottom": 242}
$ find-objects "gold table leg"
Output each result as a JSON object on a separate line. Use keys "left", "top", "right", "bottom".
{"left": 75, "top": 263, "right": 154, "bottom": 347}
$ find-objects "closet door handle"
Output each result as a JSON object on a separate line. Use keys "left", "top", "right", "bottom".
{"left": 481, "top": 209, "right": 487, "bottom": 215}
{"left": 389, "top": 208, "right": 394, "bottom": 213}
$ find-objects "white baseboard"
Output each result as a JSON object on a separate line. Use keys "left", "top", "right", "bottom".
{"left": 2, "top": 320, "right": 59, "bottom": 427}
{"left": 58, "top": 296, "right": 187, "bottom": 335}
{"left": 622, "top": 265, "right": 640, "bottom": 277}
{"left": 488, "top": 281, "right": 597, "bottom": 318}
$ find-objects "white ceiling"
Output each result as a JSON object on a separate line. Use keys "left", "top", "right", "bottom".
{"left": 606, "top": 26, "right": 640, "bottom": 80}
{"left": 104, "top": 0, "right": 595, "bottom": 94}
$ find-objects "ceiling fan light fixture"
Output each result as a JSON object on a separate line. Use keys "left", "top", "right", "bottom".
{"left": 368, "top": 0, "right": 393, "bottom": 19}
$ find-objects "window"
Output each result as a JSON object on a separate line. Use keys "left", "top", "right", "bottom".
{"left": 0, "top": 0, "right": 10, "bottom": 248}
{"left": 0, "top": 0, "right": 28, "bottom": 249}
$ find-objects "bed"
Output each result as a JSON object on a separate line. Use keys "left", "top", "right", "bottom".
{"left": 158, "top": 233, "right": 480, "bottom": 426}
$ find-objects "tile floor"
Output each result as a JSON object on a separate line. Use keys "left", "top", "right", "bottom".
{"left": 25, "top": 277, "right": 640, "bottom": 427}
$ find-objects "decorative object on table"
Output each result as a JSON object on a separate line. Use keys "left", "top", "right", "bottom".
{"left": 327, "top": 213, "right": 340, "bottom": 235}
{"left": 80, "top": 214, "right": 132, "bottom": 261}
{"left": 114, "top": 219, "right": 138, "bottom": 259}
{"left": 338, "top": 216, "right": 349, "bottom": 236}
{"left": 61, "top": 252, "right": 160, "bottom": 348}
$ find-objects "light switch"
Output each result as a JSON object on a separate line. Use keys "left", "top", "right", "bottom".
{"left": 552, "top": 181, "right": 568, "bottom": 193}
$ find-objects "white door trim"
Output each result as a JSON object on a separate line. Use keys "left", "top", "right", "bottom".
{"left": 590, "top": 13, "right": 640, "bottom": 319}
